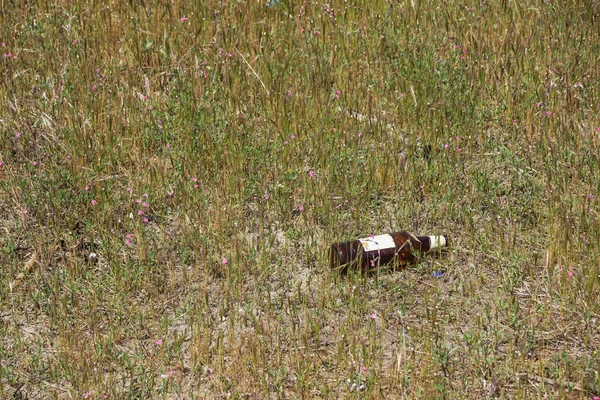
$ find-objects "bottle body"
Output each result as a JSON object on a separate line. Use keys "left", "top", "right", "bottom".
{"left": 330, "top": 231, "right": 448, "bottom": 273}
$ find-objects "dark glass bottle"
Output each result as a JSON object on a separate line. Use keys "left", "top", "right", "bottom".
{"left": 329, "top": 231, "right": 448, "bottom": 273}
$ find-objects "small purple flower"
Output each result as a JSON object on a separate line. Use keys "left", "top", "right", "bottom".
{"left": 180, "top": 17, "right": 188, "bottom": 23}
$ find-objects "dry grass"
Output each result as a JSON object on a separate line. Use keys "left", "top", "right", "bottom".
{"left": 1, "top": 0, "right": 600, "bottom": 398}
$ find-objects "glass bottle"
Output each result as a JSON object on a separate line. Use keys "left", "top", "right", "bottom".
{"left": 329, "top": 231, "right": 448, "bottom": 273}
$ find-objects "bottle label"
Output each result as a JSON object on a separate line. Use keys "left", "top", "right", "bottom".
{"left": 428, "top": 235, "right": 446, "bottom": 251}
{"left": 358, "top": 234, "right": 396, "bottom": 252}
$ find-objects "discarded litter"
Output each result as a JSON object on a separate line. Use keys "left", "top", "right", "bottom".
{"left": 330, "top": 231, "right": 448, "bottom": 274}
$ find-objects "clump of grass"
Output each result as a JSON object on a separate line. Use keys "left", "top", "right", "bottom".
{"left": 1, "top": 0, "right": 600, "bottom": 398}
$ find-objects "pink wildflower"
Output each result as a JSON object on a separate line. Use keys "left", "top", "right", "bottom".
{"left": 91, "top": 200, "right": 97, "bottom": 206}
{"left": 180, "top": 17, "right": 188, "bottom": 23}
{"left": 126, "top": 187, "right": 132, "bottom": 192}
{"left": 84, "top": 185, "right": 89, "bottom": 191}
{"left": 546, "top": 111, "right": 552, "bottom": 117}
{"left": 155, "top": 338, "right": 163, "bottom": 346}
{"left": 222, "top": 257, "right": 228, "bottom": 265}
{"left": 143, "top": 217, "right": 148, "bottom": 223}
{"left": 15, "top": 131, "right": 21, "bottom": 138}
{"left": 137, "top": 210, "right": 143, "bottom": 216}
{"left": 444, "top": 143, "right": 449, "bottom": 148}
{"left": 308, "top": 170, "right": 316, "bottom": 178}
{"left": 298, "top": 205, "right": 304, "bottom": 212}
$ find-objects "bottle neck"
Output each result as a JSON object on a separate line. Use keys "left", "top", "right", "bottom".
{"left": 416, "top": 235, "right": 448, "bottom": 252}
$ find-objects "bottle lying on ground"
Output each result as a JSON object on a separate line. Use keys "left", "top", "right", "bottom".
{"left": 330, "top": 231, "right": 448, "bottom": 273}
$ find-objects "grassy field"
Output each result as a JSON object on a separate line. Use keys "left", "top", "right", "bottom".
{"left": 1, "top": 0, "right": 600, "bottom": 398}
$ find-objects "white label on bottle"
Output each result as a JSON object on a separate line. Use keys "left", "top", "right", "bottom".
{"left": 428, "top": 235, "right": 446, "bottom": 251}
{"left": 358, "top": 234, "right": 396, "bottom": 252}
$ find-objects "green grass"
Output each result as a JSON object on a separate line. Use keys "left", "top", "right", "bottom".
{"left": 1, "top": 0, "right": 599, "bottom": 398}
